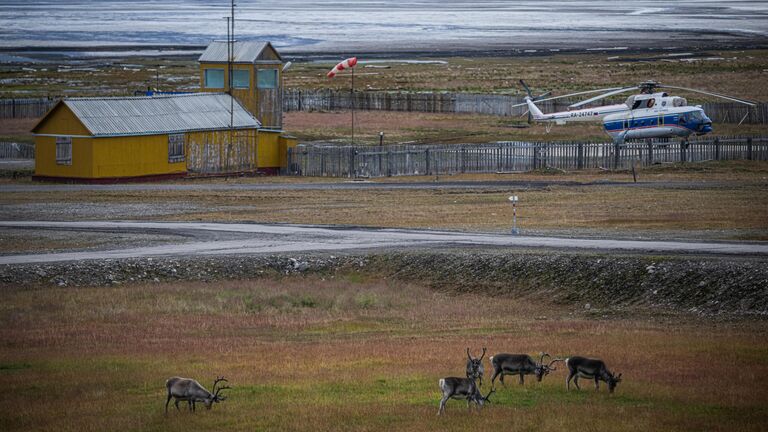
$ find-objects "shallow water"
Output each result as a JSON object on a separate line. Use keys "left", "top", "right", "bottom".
{"left": 1, "top": 0, "right": 767, "bottom": 52}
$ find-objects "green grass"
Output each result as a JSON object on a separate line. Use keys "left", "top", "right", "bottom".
{"left": 0, "top": 276, "right": 767, "bottom": 431}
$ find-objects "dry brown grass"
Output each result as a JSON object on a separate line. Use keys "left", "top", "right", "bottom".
{"left": 284, "top": 111, "right": 766, "bottom": 145}
{"left": 0, "top": 276, "right": 766, "bottom": 431}
{"left": 4, "top": 162, "right": 767, "bottom": 239}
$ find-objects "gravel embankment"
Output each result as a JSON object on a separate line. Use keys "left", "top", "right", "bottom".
{"left": 1, "top": 250, "right": 766, "bottom": 316}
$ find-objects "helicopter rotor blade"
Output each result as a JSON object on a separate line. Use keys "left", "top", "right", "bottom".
{"left": 657, "top": 85, "right": 756, "bottom": 106}
{"left": 534, "top": 91, "right": 552, "bottom": 101}
{"left": 519, "top": 80, "right": 533, "bottom": 98}
{"left": 510, "top": 87, "right": 628, "bottom": 109}
{"left": 568, "top": 86, "right": 639, "bottom": 109}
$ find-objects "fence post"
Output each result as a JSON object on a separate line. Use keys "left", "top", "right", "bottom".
{"left": 714, "top": 137, "right": 720, "bottom": 161}
{"left": 533, "top": 145, "right": 539, "bottom": 170}
{"left": 747, "top": 137, "right": 753, "bottom": 161}
{"left": 680, "top": 140, "right": 687, "bottom": 163}
{"left": 348, "top": 147, "right": 356, "bottom": 178}
{"left": 286, "top": 147, "right": 293, "bottom": 174}
{"left": 387, "top": 149, "right": 392, "bottom": 177}
{"left": 425, "top": 148, "right": 430, "bottom": 175}
{"left": 577, "top": 142, "right": 584, "bottom": 170}
{"left": 647, "top": 140, "right": 653, "bottom": 165}
{"left": 461, "top": 146, "right": 466, "bottom": 173}
{"left": 613, "top": 142, "right": 620, "bottom": 170}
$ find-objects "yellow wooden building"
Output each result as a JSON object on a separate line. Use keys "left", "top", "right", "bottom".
{"left": 32, "top": 93, "right": 294, "bottom": 182}
{"left": 32, "top": 40, "right": 296, "bottom": 182}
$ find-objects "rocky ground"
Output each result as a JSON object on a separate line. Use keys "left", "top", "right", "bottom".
{"left": 2, "top": 248, "right": 766, "bottom": 317}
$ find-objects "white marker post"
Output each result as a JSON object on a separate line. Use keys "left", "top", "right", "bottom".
{"left": 508, "top": 195, "right": 519, "bottom": 235}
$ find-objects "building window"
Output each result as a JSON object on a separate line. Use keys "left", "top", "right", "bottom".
{"left": 55, "top": 136, "right": 72, "bottom": 165}
{"left": 204, "top": 68, "right": 224, "bottom": 88}
{"left": 231, "top": 69, "right": 250, "bottom": 88}
{"left": 168, "top": 133, "right": 185, "bottom": 163}
{"left": 257, "top": 69, "right": 277, "bottom": 89}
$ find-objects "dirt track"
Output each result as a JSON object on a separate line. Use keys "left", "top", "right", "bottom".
{"left": 1, "top": 221, "right": 767, "bottom": 266}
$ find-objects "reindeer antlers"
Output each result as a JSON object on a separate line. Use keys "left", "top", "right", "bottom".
{"left": 547, "top": 358, "right": 564, "bottom": 371}
{"left": 467, "top": 347, "right": 487, "bottom": 361}
{"left": 212, "top": 376, "right": 228, "bottom": 394}
{"left": 484, "top": 388, "right": 496, "bottom": 402}
{"left": 539, "top": 352, "right": 551, "bottom": 365}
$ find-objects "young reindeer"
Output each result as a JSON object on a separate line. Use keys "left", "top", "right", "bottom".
{"left": 565, "top": 356, "right": 623, "bottom": 393}
{"left": 165, "top": 376, "right": 230, "bottom": 414}
{"left": 465, "top": 348, "right": 486, "bottom": 387}
{"left": 489, "top": 352, "right": 562, "bottom": 387}
{"left": 437, "top": 376, "right": 495, "bottom": 416}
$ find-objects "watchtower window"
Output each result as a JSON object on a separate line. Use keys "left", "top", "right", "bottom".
{"left": 55, "top": 136, "right": 72, "bottom": 165}
{"left": 204, "top": 68, "right": 224, "bottom": 89}
{"left": 231, "top": 69, "right": 250, "bottom": 89}
{"left": 257, "top": 69, "right": 278, "bottom": 89}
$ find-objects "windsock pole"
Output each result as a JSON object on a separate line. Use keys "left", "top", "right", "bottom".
{"left": 351, "top": 66, "right": 355, "bottom": 144}
{"left": 327, "top": 57, "right": 359, "bottom": 145}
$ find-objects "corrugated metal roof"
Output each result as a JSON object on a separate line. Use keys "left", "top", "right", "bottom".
{"left": 198, "top": 41, "right": 280, "bottom": 63}
{"left": 60, "top": 93, "right": 260, "bottom": 137}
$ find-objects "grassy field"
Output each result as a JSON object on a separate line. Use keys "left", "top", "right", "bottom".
{"left": 283, "top": 111, "right": 768, "bottom": 145}
{"left": 3, "top": 49, "right": 768, "bottom": 100}
{"left": 2, "top": 161, "right": 767, "bottom": 241}
{"left": 2, "top": 49, "right": 766, "bottom": 145}
{"left": 0, "top": 275, "right": 766, "bottom": 431}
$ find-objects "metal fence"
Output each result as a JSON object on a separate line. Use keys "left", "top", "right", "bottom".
{"left": 286, "top": 136, "right": 768, "bottom": 178}
{"left": 283, "top": 90, "right": 768, "bottom": 124}
{"left": 0, "top": 142, "right": 35, "bottom": 159}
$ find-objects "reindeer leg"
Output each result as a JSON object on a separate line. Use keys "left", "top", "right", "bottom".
{"left": 519, "top": 373, "right": 524, "bottom": 385}
{"left": 566, "top": 373, "right": 574, "bottom": 391}
{"left": 574, "top": 376, "right": 581, "bottom": 390}
{"left": 594, "top": 377, "right": 600, "bottom": 391}
{"left": 438, "top": 396, "right": 449, "bottom": 416}
{"left": 165, "top": 394, "right": 172, "bottom": 415}
{"left": 490, "top": 369, "right": 500, "bottom": 389}
{"left": 174, "top": 399, "right": 180, "bottom": 412}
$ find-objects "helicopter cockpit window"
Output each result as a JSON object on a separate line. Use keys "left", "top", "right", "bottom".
{"left": 646, "top": 99, "right": 655, "bottom": 108}
{"left": 632, "top": 100, "right": 644, "bottom": 110}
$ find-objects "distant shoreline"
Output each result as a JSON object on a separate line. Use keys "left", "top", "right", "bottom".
{"left": 2, "top": 38, "right": 768, "bottom": 63}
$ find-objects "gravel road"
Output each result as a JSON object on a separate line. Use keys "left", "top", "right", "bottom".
{"left": 0, "top": 180, "right": 726, "bottom": 193}
{"left": 1, "top": 221, "right": 766, "bottom": 265}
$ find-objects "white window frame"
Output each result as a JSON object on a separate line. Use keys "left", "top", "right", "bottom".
{"left": 231, "top": 69, "right": 250, "bottom": 89}
{"left": 204, "top": 68, "right": 225, "bottom": 89}
{"left": 168, "top": 133, "right": 185, "bottom": 163}
{"left": 55, "top": 136, "right": 72, "bottom": 165}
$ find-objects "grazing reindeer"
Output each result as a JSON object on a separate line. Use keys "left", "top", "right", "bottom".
{"left": 489, "top": 352, "right": 562, "bottom": 387}
{"left": 437, "top": 377, "right": 495, "bottom": 416}
{"left": 466, "top": 347, "right": 486, "bottom": 387}
{"left": 565, "top": 356, "right": 622, "bottom": 393}
{"left": 165, "top": 376, "right": 230, "bottom": 414}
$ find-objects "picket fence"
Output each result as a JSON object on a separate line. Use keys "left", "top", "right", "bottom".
{"left": 286, "top": 136, "right": 768, "bottom": 178}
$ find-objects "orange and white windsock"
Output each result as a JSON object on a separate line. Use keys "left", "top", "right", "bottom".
{"left": 327, "top": 57, "right": 358, "bottom": 78}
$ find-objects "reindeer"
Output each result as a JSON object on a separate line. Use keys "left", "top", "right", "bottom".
{"left": 565, "top": 356, "right": 622, "bottom": 393}
{"left": 489, "top": 352, "right": 562, "bottom": 387}
{"left": 466, "top": 347, "right": 486, "bottom": 387}
{"left": 165, "top": 376, "right": 230, "bottom": 414}
{"left": 437, "top": 376, "right": 495, "bottom": 416}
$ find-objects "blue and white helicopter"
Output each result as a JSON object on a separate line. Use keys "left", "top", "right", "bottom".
{"left": 513, "top": 80, "right": 756, "bottom": 143}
